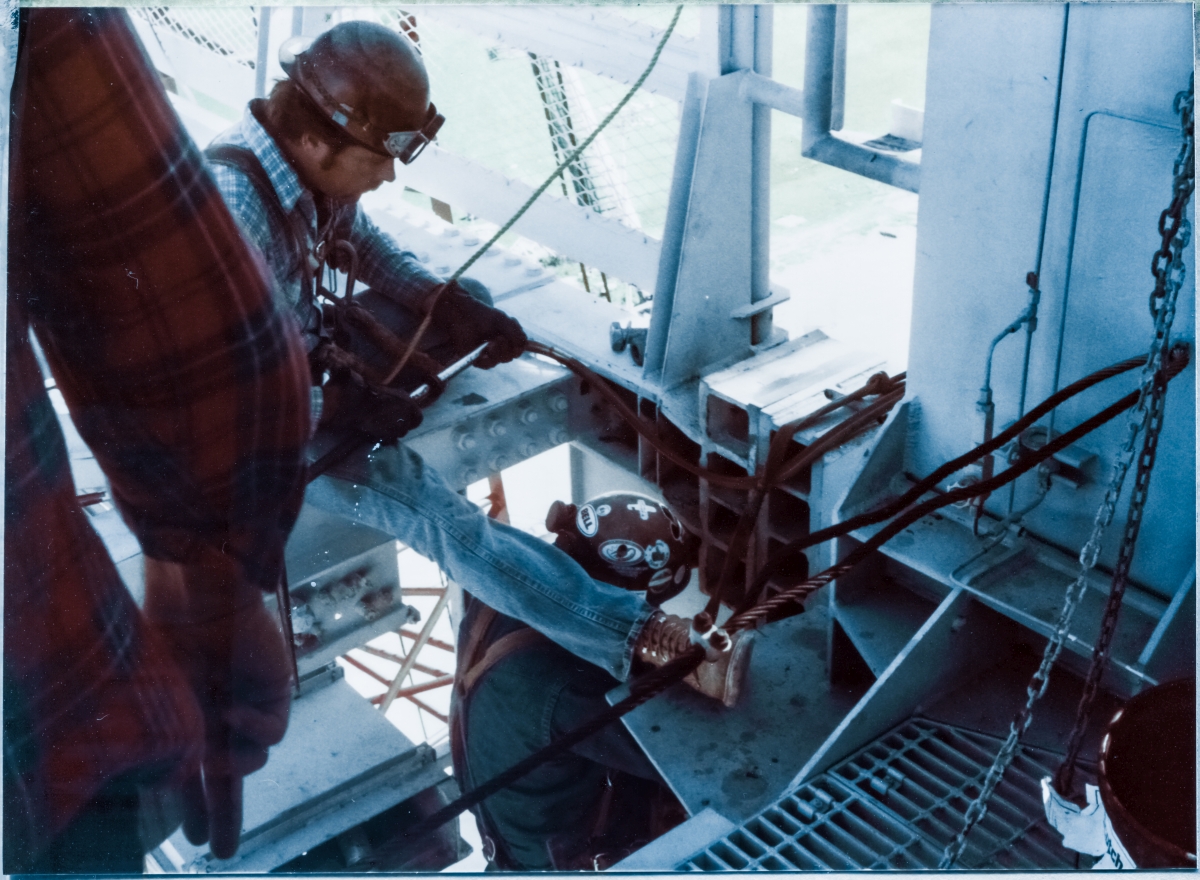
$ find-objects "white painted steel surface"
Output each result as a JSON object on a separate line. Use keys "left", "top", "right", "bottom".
{"left": 413, "top": 6, "right": 699, "bottom": 103}
{"left": 908, "top": 3, "right": 1194, "bottom": 598}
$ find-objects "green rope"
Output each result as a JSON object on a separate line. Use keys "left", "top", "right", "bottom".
{"left": 449, "top": 5, "right": 684, "bottom": 283}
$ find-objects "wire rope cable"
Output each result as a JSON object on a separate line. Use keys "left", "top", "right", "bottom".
{"left": 365, "top": 343, "right": 1189, "bottom": 858}
{"left": 728, "top": 345, "right": 1190, "bottom": 633}
{"left": 337, "top": 39, "right": 1193, "bottom": 870}
{"left": 745, "top": 353, "right": 1151, "bottom": 597}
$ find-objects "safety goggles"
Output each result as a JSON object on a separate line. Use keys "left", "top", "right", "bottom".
{"left": 383, "top": 104, "right": 444, "bottom": 164}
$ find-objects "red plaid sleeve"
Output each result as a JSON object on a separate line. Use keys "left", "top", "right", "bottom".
{"left": 5, "top": 9, "right": 311, "bottom": 861}
{"left": 10, "top": 8, "right": 311, "bottom": 590}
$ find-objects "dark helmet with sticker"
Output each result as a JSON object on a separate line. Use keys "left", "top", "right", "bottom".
{"left": 545, "top": 492, "right": 697, "bottom": 605}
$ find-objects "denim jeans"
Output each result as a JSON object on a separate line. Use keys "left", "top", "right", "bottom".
{"left": 306, "top": 441, "right": 655, "bottom": 680}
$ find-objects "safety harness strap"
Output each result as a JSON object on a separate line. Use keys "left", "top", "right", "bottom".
{"left": 204, "top": 143, "right": 321, "bottom": 345}
{"left": 452, "top": 603, "right": 496, "bottom": 690}
{"left": 460, "top": 628, "right": 550, "bottom": 696}
{"left": 204, "top": 144, "right": 309, "bottom": 284}
{"left": 449, "top": 601, "right": 548, "bottom": 870}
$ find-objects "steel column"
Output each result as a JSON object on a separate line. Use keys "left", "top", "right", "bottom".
{"left": 654, "top": 5, "right": 776, "bottom": 387}
{"left": 254, "top": 6, "right": 272, "bottom": 98}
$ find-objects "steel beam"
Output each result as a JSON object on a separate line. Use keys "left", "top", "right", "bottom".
{"left": 399, "top": 147, "right": 661, "bottom": 292}
{"left": 644, "top": 73, "right": 707, "bottom": 381}
{"left": 748, "top": 6, "right": 774, "bottom": 347}
{"left": 417, "top": 6, "right": 699, "bottom": 102}
{"left": 791, "top": 587, "right": 1011, "bottom": 783}
{"left": 254, "top": 6, "right": 271, "bottom": 98}
{"left": 381, "top": 587, "right": 452, "bottom": 713}
{"left": 738, "top": 72, "right": 805, "bottom": 119}
{"left": 657, "top": 71, "right": 755, "bottom": 387}
{"left": 803, "top": 134, "right": 921, "bottom": 193}
{"left": 802, "top": 5, "right": 920, "bottom": 193}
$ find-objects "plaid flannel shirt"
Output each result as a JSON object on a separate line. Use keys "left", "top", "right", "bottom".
{"left": 208, "top": 104, "right": 445, "bottom": 353}
{"left": 5, "top": 9, "right": 311, "bottom": 862}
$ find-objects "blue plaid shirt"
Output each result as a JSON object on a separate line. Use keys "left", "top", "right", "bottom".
{"left": 209, "top": 104, "right": 444, "bottom": 351}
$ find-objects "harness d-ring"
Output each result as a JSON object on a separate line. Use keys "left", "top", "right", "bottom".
{"left": 314, "top": 238, "right": 360, "bottom": 307}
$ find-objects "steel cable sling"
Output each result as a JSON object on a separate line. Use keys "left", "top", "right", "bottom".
{"left": 375, "top": 341, "right": 1188, "bottom": 857}
{"left": 738, "top": 352, "right": 1158, "bottom": 608}
{"left": 381, "top": 89, "right": 1190, "bottom": 845}
{"left": 376, "top": 648, "right": 708, "bottom": 864}
{"left": 363, "top": 21, "right": 1194, "bottom": 865}
{"left": 527, "top": 339, "right": 906, "bottom": 492}
{"left": 529, "top": 343, "right": 1178, "bottom": 618}
{"left": 382, "top": 364, "right": 910, "bottom": 855}
{"left": 723, "top": 345, "right": 1190, "bottom": 633}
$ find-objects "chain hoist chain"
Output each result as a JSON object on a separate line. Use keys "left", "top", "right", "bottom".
{"left": 939, "top": 76, "right": 1194, "bottom": 870}
{"left": 1054, "top": 79, "right": 1193, "bottom": 795}
{"left": 940, "top": 322, "right": 1169, "bottom": 871}
{"left": 1151, "top": 76, "right": 1195, "bottom": 312}
{"left": 1054, "top": 368, "right": 1171, "bottom": 793}
{"left": 937, "top": 570, "right": 1087, "bottom": 867}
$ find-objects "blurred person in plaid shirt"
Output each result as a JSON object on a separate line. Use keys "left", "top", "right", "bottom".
{"left": 5, "top": 8, "right": 312, "bottom": 872}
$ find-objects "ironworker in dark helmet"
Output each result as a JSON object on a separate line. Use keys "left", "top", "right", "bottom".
{"left": 206, "top": 20, "right": 755, "bottom": 701}
{"left": 451, "top": 493, "right": 750, "bottom": 871}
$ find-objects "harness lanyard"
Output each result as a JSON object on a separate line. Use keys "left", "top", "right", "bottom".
{"left": 309, "top": 201, "right": 354, "bottom": 341}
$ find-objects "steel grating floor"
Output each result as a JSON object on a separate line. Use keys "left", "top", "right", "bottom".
{"left": 678, "top": 719, "right": 1085, "bottom": 871}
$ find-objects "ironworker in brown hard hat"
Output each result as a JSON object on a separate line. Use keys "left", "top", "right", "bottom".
{"left": 206, "top": 19, "right": 751, "bottom": 707}
{"left": 206, "top": 19, "right": 520, "bottom": 393}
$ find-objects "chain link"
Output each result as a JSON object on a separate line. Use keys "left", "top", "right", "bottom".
{"left": 940, "top": 76, "right": 1194, "bottom": 869}
{"left": 1151, "top": 77, "right": 1196, "bottom": 312}
{"left": 1054, "top": 78, "right": 1193, "bottom": 795}
{"left": 1054, "top": 366, "right": 1171, "bottom": 793}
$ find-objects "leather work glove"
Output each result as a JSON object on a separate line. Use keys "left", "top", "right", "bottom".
{"left": 143, "top": 553, "right": 294, "bottom": 861}
{"left": 428, "top": 282, "right": 528, "bottom": 369}
{"left": 320, "top": 378, "right": 423, "bottom": 445}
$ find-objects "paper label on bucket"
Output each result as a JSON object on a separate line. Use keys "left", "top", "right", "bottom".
{"left": 1041, "top": 778, "right": 1137, "bottom": 869}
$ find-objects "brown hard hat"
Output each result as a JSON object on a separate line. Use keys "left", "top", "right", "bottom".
{"left": 281, "top": 20, "right": 444, "bottom": 163}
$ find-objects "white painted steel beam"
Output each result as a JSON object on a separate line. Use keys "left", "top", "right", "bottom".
{"left": 414, "top": 6, "right": 698, "bottom": 102}
{"left": 254, "top": 6, "right": 272, "bottom": 98}
{"left": 806, "top": 133, "right": 921, "bottom": 193}
{"left": 793, "top": 588, "right": 1011, "bottom": 784}
{"left": 643, "top": 73, "right": 706, "bottom": 381}
{"left": 803, "top": 5, "right": 921, "bottom": 193}
{"left": 738, "top": 71, "right": 805, "bottom": 119}
{"left": 399, "top": 146, "right": 662, "bottom": 291}
{"left": 657, "top": 70, "right": 756, "bottom": 387}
